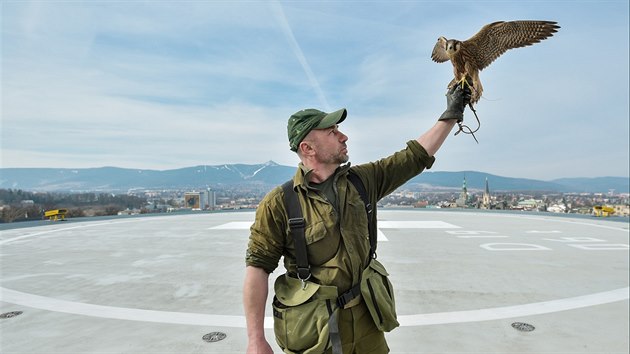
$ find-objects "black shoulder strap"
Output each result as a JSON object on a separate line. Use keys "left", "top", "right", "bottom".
{"left": 346, "top": 172, "right": 376, "bottom": 259}
{"left": 281, "top": 180, "right": 311, "bottom": 281}
{"left": 281, "top": 173, "right": 376, "bottom": 281}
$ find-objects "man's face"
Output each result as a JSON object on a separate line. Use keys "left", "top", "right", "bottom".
{"left": 303, "top": 124, "right": 349, "bottom": 165}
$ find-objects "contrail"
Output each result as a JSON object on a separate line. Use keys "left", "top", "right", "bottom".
{"left": 270, "top": 1, "right": 331, "bottom": 111}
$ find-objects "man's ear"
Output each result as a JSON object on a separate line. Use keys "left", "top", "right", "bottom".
{"left": 298, "top": 141, "right": 315, "bottom": 156}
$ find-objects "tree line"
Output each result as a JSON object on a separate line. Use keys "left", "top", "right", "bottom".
{"left": 0, "top": 189, "right": 147, "bottom": 223}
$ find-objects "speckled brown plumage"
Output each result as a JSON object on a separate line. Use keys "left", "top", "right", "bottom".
{"left": 431, "top": 20, "right": 560, "bottom": 104}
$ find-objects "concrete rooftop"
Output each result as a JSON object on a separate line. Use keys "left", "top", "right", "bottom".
{"left": 1, "top": 210, "right": 628, "bottom": 353}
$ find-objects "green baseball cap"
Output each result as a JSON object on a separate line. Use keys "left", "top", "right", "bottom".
{"left": 287, "top": 108, "right": 347, "bottom": 151}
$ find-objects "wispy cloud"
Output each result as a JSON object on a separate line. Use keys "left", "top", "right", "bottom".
{"left": 1, "top": 1, "right": 628, "bottom": 179}
{"left": 269, "top": 0, "right": 330, "bottom": 111}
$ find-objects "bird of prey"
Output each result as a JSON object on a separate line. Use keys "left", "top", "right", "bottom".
{"left": 431, "top": 20, "right": 560, "bottom": 105}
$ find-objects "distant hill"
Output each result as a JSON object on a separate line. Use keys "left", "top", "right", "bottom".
{"left": 406, "top": 171, "right": 629, "bottom": 193}
{"left": 409, "top": 171, "right": 630, "bottom": 193}
{"left": 407, "top": 171, "right": 567, "bottom": 192}
{"left": 0, "top": 163, "right": 628, "bottom": 193}
{"left": 548, "top": 177, "right": 630, "bottom": 194}
{"left": 0, "top": 161, "right": 295, "bottom": 192}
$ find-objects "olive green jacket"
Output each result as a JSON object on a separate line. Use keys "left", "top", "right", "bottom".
{"left": 246, "top": 140, "right": 435, "bottom": 293}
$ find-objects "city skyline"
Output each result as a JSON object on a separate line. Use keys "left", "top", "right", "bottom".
{"left": 2, "top": 1, "right": 629, "bottom": 180}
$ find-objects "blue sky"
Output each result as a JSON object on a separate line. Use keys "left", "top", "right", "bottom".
{"left": 2, "top": 1, "right": 628, "bottom": 180}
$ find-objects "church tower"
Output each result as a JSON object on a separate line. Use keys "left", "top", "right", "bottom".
{"left": 482, "top": 177, "right": 491, "bottom": 209}
{"left": 456, "top": 176, "right": 468, "bottom": 208}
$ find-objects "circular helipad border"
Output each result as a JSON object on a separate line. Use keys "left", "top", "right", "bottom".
{"left": 0, "top": 213, "right": 627, "bottom": 328}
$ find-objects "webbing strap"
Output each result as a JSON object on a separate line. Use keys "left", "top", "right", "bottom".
{"left": 281, "top": 180, "right": 310, "bottom": 281}
{"left": 337, "top": 282, "right": 361, "bottom": 308}
{"left": 346, "top": 172, "right": 376, "bottom": 260}
{"left": 326, "top": 300, "right": 342, "bottom": 354}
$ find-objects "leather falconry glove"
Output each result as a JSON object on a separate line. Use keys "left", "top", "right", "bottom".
{"left": 438, "top": 85, "right": 472, "bottom": 122}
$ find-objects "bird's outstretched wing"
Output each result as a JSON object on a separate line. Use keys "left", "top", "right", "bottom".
{"left": 465, "top": 20, "right": 560, "bottom": 70}
{"left": 431, "top": 37, "right": 450, "bottom": 63}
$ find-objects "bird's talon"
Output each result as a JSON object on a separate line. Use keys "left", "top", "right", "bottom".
{"left": 457, "top": 77, "right": 472, "bottom": 90}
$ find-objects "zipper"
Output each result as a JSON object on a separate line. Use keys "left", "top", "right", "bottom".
{"left": 366, "top": 279, "right": 383, "bottom": 324}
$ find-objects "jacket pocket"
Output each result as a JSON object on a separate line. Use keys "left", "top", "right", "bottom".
{"left": 304, "top": 220, "right": 339, "bottom": 266}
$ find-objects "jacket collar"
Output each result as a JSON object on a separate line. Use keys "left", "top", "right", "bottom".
{"left": 293, "top": 162, "right": 351, "bottom": 192}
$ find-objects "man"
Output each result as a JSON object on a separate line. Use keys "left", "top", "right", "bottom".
{"left": 244, "top": 85, "right": 471, "bottom": 354}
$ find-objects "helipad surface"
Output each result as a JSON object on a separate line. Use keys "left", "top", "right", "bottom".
{"left": 1, "top": 210, "right": 628, "bottom": 353}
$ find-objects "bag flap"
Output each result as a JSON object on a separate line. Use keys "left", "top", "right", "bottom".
{"left": 369, "top": 258, "right": 390, "bottom": 277}
{"left": 274, "top": 273, "right": 320, "bottom": 306}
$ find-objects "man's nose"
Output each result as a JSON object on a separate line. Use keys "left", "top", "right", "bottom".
{"left": 338, "top": 131, "right": 348, "bottom": 143}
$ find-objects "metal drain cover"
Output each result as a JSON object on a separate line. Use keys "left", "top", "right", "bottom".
{"left": 511, "top": 322, "right": 535, "bottom": 332}
{"left": 202, "top": 332, "right": 227, "bottom": 343}
{"left": 0, "top": 311, "right": 23, "bottom": 319}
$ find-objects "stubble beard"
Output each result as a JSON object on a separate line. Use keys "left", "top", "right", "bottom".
{"left": 319, "top": 150, "right": 348, "bottom": 165}
{"left": 333, "top": 149, "right": 349, "bottom": 164}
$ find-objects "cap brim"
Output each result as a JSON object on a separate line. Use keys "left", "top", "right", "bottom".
{"left": 315, "top": 108, "right": 347, "bottom": 129}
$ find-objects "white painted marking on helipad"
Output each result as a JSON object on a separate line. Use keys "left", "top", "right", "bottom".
{"left": 456, "top": 235, "right": 509, "bottom": 239}
{"left": 526, "top": 230, "right": 562, "bottom": 234}
{"left": 208, "top": 222, "right": 391, "bottom": 240}
{"left": 209, "top": 220, "right": 460, "bottom": 230}
{"left": 208, "top": 221, "right": 459, "bottom": 241}
{"left": 480, "top": 243, "right": 552, "bottom": 251}
{"left": 0, "top": 287, "right": 245, "bottom": 327}
{"left": 209, "top": 221, "right": 251, "bottom": 230}
{"left": 446, "top": 230, "right": 497, "bottom": 235}
{"left": 378, "top": 221, "right": 460, "bottom": 229}
{"left": 1, "top": 286, "right": 626, "bottom": 328}
{"left": 0, "top": 219, "right": 149, "bottom": 246}
{"left": 398, "top": 287, "right": 629, "bottom": 326}
{"left": 568, "top": 244, "right": 629, "bottom": 250}
{"left": 543, "top": 237, "right": 605, "bottom": 242}
{"left": 478, "top": 213, "right": 629, "bottom": 232}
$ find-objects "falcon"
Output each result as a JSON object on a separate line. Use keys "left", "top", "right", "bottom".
{"left": 431, "top": 20, "right": 560, "bottom": 105}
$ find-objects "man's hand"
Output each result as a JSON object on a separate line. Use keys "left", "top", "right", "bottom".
{"left": 246, "top": 338, "right": 274, "bottom": 354}
{"left": 438, "top": 85, "right": 472, "bottom": 122}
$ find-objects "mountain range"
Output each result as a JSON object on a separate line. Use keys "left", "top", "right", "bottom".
{"left": 0, "top": 162, "right": 628, "bottom": 194}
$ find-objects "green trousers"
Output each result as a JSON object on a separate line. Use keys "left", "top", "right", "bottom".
{"left": 324, "top": 300, "right": 389, "bottom": 354}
